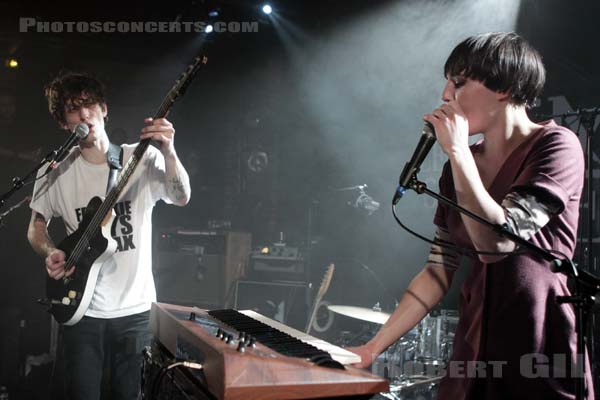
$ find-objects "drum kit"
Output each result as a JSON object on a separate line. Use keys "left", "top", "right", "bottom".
{"left": 327, "top": 304, "right": 459, "bottom": 399}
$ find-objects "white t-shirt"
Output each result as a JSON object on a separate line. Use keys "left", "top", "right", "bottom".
{"left": 30, "top": 144, "right": 171, "bottom": 318}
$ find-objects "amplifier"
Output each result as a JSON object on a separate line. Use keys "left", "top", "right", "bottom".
{"left": 233, "top": 280, "right": 309, "bottom": 331}
{"left": 153, "top": 229, "right": 251, "bottom": 308}
{"left": 247, "top": 244, "right": 304, "bottom": 282}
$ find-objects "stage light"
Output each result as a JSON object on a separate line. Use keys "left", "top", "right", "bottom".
{"left": 262, "top": 4, "right": 272, "bottom": 15}
{"left": 205, "top": 24, "right": 213, "bottom": 33}
{"left": 247, "top": 151, "right": 268, "bottom": 173}
{"left": 208, "top": 9, "right": 219, "bottom": 18}
{"left": 6, "top": 58, "right": 18, "bottom": 68}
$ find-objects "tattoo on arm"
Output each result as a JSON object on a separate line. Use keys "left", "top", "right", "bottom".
{"left": 29, "top": 212, "right": 55, "bottom": 257}
{"left": 169, "top": 177, "right": 186, "bottom": 201}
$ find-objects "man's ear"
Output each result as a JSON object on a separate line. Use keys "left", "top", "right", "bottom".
{"left": 101, "top": 103, "right": 108, "bottom": 117}
{"left": 496, "top": 90, "right": 511, "bottom": 102}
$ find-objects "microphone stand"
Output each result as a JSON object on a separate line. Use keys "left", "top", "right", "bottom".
{"left": 329, "top": 257, "right": 399, "bottom": 308}
{"left": 0, "top": 196, "right": 31, "bottom": 228}
{"left": 534, "top": 106, "right": 600, "bottom": 125}
{"left": 538, "top": 106, "right": 600, "bottom": 391}
{"left": 357, "top": 261, "right": 399, "bottom": 307}
{"left": 578, "top": 109, "right": 598, "bottom": 281}
{"left": 0, "top": 146, "right": 66, "bottom": 211}
{"left": 398, "top": 175, "right": 600, "bottom": 400}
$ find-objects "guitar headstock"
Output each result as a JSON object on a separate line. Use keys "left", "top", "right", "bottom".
{"left": 317, "top": 263, "right": 335, "bottom": 298}
{"left": 175, "top": 55, "right": 208, "bottom": 98}
{"left": 155, "top": 55, "right": 209, "bottom": 119}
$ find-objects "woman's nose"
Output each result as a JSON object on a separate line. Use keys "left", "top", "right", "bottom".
{"left": 441, "top": 80, "right": 454, "bottom": 103}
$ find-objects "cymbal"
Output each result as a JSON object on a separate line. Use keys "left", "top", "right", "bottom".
{"left": 327, "top": 305, "right": 390, "bottom": 325}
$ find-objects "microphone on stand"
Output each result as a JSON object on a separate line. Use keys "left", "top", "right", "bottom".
{"left": 352, "top": 191, "right": 380, "bottom": 215}
{"left": 335, "top": 184, "right": 381, "bottom": 215}
{"left": 392, "top": 121, "right": 436, "bottom": 204}
{"left": 44, "top": 123, "right": 89, "bottom": 174}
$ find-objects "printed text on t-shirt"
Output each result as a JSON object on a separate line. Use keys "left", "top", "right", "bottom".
{"left": 74, "top": 200, "right": 136, "bottom": 253}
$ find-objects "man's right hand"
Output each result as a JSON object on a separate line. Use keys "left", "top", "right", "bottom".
{"left": 45, "top": 249, "right": 74, "bottom": 280}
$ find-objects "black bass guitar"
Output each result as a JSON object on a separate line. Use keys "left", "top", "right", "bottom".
{"left": 41, "top": 56, "right": 207, "bottom": 325}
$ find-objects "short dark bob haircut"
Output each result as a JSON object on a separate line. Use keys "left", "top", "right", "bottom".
{"left": 45, "top": 72, "right": 107, "bottom": 126}
{"left": 444, "top": 32, "right": 545, "bottom": 107}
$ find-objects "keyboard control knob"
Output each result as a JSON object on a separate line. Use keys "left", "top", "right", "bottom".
{"left": 237, "top": 341, "right": 246, "bottom": 353}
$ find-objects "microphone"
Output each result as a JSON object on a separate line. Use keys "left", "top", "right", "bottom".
{"left": 392, "top": 121, "right": 436, "bottom": 204}
{"left": 44, "top": 123, "right": 89, "bottom": 174}
{"left": 352, "top": 191, "right": 380, "bottom": 215}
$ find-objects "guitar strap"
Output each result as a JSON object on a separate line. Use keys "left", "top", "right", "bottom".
{"left": 106, "top": 142, "right": 123, "bottom": 194}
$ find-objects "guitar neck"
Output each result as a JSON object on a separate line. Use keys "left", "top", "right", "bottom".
{"left": 77, "top": 56, "right": 207, "bottom": 253}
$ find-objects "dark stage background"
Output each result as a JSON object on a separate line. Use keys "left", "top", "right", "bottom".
{"left": 0, "top": 0, "right": 599, "bottom": 398}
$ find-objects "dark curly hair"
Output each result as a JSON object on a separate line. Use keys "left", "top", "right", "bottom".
{"left": 44, "top": 72, "right": 107, "bottom": 126}
{"left": 444, "top": 32, "right": 545, "bottom": 107}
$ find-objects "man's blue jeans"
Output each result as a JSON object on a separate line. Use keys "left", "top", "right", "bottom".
{"left": 62, "top": 311, "right": 151, "bottom": 400}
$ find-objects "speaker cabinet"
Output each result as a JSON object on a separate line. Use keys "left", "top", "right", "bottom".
{"left": 234, "top": 280, "right": 308, "bottom": 331}
{"left": 153, "top": 230, "right": 251, "bottom": 308}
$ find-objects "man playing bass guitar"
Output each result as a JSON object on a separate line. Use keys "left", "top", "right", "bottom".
{"left": 27, "top": 71, "right": 191, "bottom": 400}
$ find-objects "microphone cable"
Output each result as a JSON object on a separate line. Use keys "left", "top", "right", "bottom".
{"left": 391, "top": 202, "right": 529, "bottom": 259}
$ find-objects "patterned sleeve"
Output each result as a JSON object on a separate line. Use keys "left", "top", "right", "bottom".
{"left": 501, "top": 191, "right": 557, "bottom": 240}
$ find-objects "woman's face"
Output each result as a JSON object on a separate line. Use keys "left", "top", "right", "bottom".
{"left": 441, "top": 76, "right": 506, "bottom": 135}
